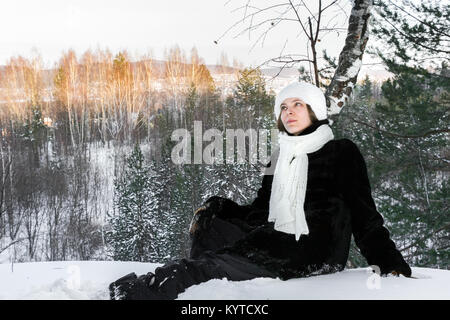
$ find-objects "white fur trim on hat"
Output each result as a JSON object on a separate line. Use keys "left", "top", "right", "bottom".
{"left": 274, "top": 82, "right": 327, "bottom": 121}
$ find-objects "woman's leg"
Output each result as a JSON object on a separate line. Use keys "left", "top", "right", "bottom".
{"left": 109, "top": 251, "right": 277, "bottom": 300}
{"left": 110, "top": 217, "right": 262, "bottom": 300}
{"left": 189, "top": 216, "right": 250, "bottom": 259}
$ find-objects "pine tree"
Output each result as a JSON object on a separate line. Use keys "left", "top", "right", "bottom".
{"left": 372, "top": 71, "right": 448, "bottom": 268}
{"left": 334, "top": 0, "right": 449, "bottom": 269}
{"left": 21, "top": 105, "right": 47, "bottom": 168}
{"left": 145, "top": 153, "right": 177, "bottom": 262}
{"left": 369, "top": 0, "right": 449, "bottom": 269}
{"left": 152, "top": 137, "right": 190, "bottom": 261}
{"left": 232, "top": 68, "right": 274, "bottom": 130}
{"left": 106, "top": 143, "right": 157, "bottom": 262}
{"left": 207, "top": 69, "right": 275, "bottom": 207}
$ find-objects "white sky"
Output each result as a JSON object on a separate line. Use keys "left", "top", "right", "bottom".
{"left": 0, "top": 0, "right": 379, "bottom": 69}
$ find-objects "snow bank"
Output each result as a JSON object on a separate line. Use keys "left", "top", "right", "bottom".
{"left": 0, "top": 261, "right": 448, "bottom": 300}
{"left": 0, "top": 261, "right": 162, "bottom": 300}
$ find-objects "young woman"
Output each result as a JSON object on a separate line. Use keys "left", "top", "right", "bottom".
{"left": 109, "top": 82, "right": 412, "bottom": 300}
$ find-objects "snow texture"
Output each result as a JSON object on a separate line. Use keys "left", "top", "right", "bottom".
{"left": 0, "top": 261, "right": 449, "bottom": 300}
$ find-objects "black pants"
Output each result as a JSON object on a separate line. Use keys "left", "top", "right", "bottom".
{"left": 148, "top": 217, "right": 276, "bottom": 299}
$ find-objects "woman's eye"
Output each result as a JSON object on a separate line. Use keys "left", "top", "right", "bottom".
{"left": 295, "top": 102, "right": 302, "bottom": 107}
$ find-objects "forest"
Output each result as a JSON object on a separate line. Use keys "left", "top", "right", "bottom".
{"left": 0, "top": 0, "right": 448, "bottom": 270}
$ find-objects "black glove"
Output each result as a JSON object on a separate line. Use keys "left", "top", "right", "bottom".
{"left": 189, "top": 196, "right": 248, "bottom": 235}
{"left": 380, "top": 261, "right": 412, "bottom": 278}
{"left": 109, "top": 272, "right": 159, "bottom": 300}
{"left": 189, "top": 200, "right": 219, "bottom": 235}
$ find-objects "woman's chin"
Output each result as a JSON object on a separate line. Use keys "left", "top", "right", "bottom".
{"left": 287, "top": 127, "right": 303, "bottom": 135}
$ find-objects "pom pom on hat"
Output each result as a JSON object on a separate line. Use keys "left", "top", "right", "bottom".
{"left": 274, "top": 82, "right": 328, "bottom": 121}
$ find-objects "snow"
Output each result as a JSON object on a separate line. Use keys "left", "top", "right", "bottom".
{"left": 336, "top": 59, "right": 362, "bottom": 82}
{"left": 0, "top": 261, "right": 448, "bottom": 300}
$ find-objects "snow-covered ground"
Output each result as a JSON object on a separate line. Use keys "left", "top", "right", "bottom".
{"left": 0, "top": 261, "right": 448, "bottom": 300}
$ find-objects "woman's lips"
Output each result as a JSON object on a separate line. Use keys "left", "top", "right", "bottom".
{"left": 287, "top": 119, "right": 297, "bottom": 123}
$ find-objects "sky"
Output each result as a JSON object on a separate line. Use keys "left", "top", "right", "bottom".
{"left": 0, "top": 0, "right": 377, "bottom": 70}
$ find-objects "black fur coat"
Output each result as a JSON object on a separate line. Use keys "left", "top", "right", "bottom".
{"left": 109, "top": 121, "right": 413, "bottom": 300}
{"left": 207, "top": 122, "right": 412, "bottom": 280}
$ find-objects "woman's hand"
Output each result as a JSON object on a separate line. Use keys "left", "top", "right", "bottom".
{"left": 389, "top": 270, "right": 411, "bottom": 277}
{"left": 189, "top": 205, "right": 207, "bottom": 235}
{"left": 382, "top": 264, "right": 412, "bottom": 278}
{"left": 189, "top": 202, "right": 216, "bottom": 235}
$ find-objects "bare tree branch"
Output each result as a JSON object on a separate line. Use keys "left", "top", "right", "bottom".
{"left": 0, "top": 237, "right": 27, "bottom": 255}
{"left": 215, "top": 3, "right": 291, "bottom": 44}
{"left": 288, "top": 0, "right": 310, "bottom": 39}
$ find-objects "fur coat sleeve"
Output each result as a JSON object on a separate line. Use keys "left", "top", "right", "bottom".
{"left": 340, "top": 139, "right": 411, "bottom": 276}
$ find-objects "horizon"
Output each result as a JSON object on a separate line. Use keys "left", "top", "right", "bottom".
{"left": 1, "top": 1, "right": 388, "bottom": 72}
{"left": 0, "top": 51, "right": 392, "bottom": 82}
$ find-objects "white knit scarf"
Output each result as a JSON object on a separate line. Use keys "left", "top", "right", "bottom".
{"left": 268, "top": 124, "right": 334, "bottom": 241}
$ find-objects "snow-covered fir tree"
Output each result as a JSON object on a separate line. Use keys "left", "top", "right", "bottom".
{"left": 106, "top": 143, "right": 158, "bottom": 262}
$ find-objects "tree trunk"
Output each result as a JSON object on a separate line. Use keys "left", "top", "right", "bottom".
{"left": 326, "top": 0, "right": 373, "bottom": 124}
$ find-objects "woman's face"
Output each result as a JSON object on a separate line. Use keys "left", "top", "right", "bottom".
{"left": 280, "top": 97, "right": 312, "bottom": 135}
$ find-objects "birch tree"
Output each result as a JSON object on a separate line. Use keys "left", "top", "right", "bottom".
{"left": 218, "top": 0, "right": 374, "bottom": 122}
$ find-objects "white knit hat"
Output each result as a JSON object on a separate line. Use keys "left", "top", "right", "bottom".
{"left": 274, "top": 82, "right": 327, "bottom": 121}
